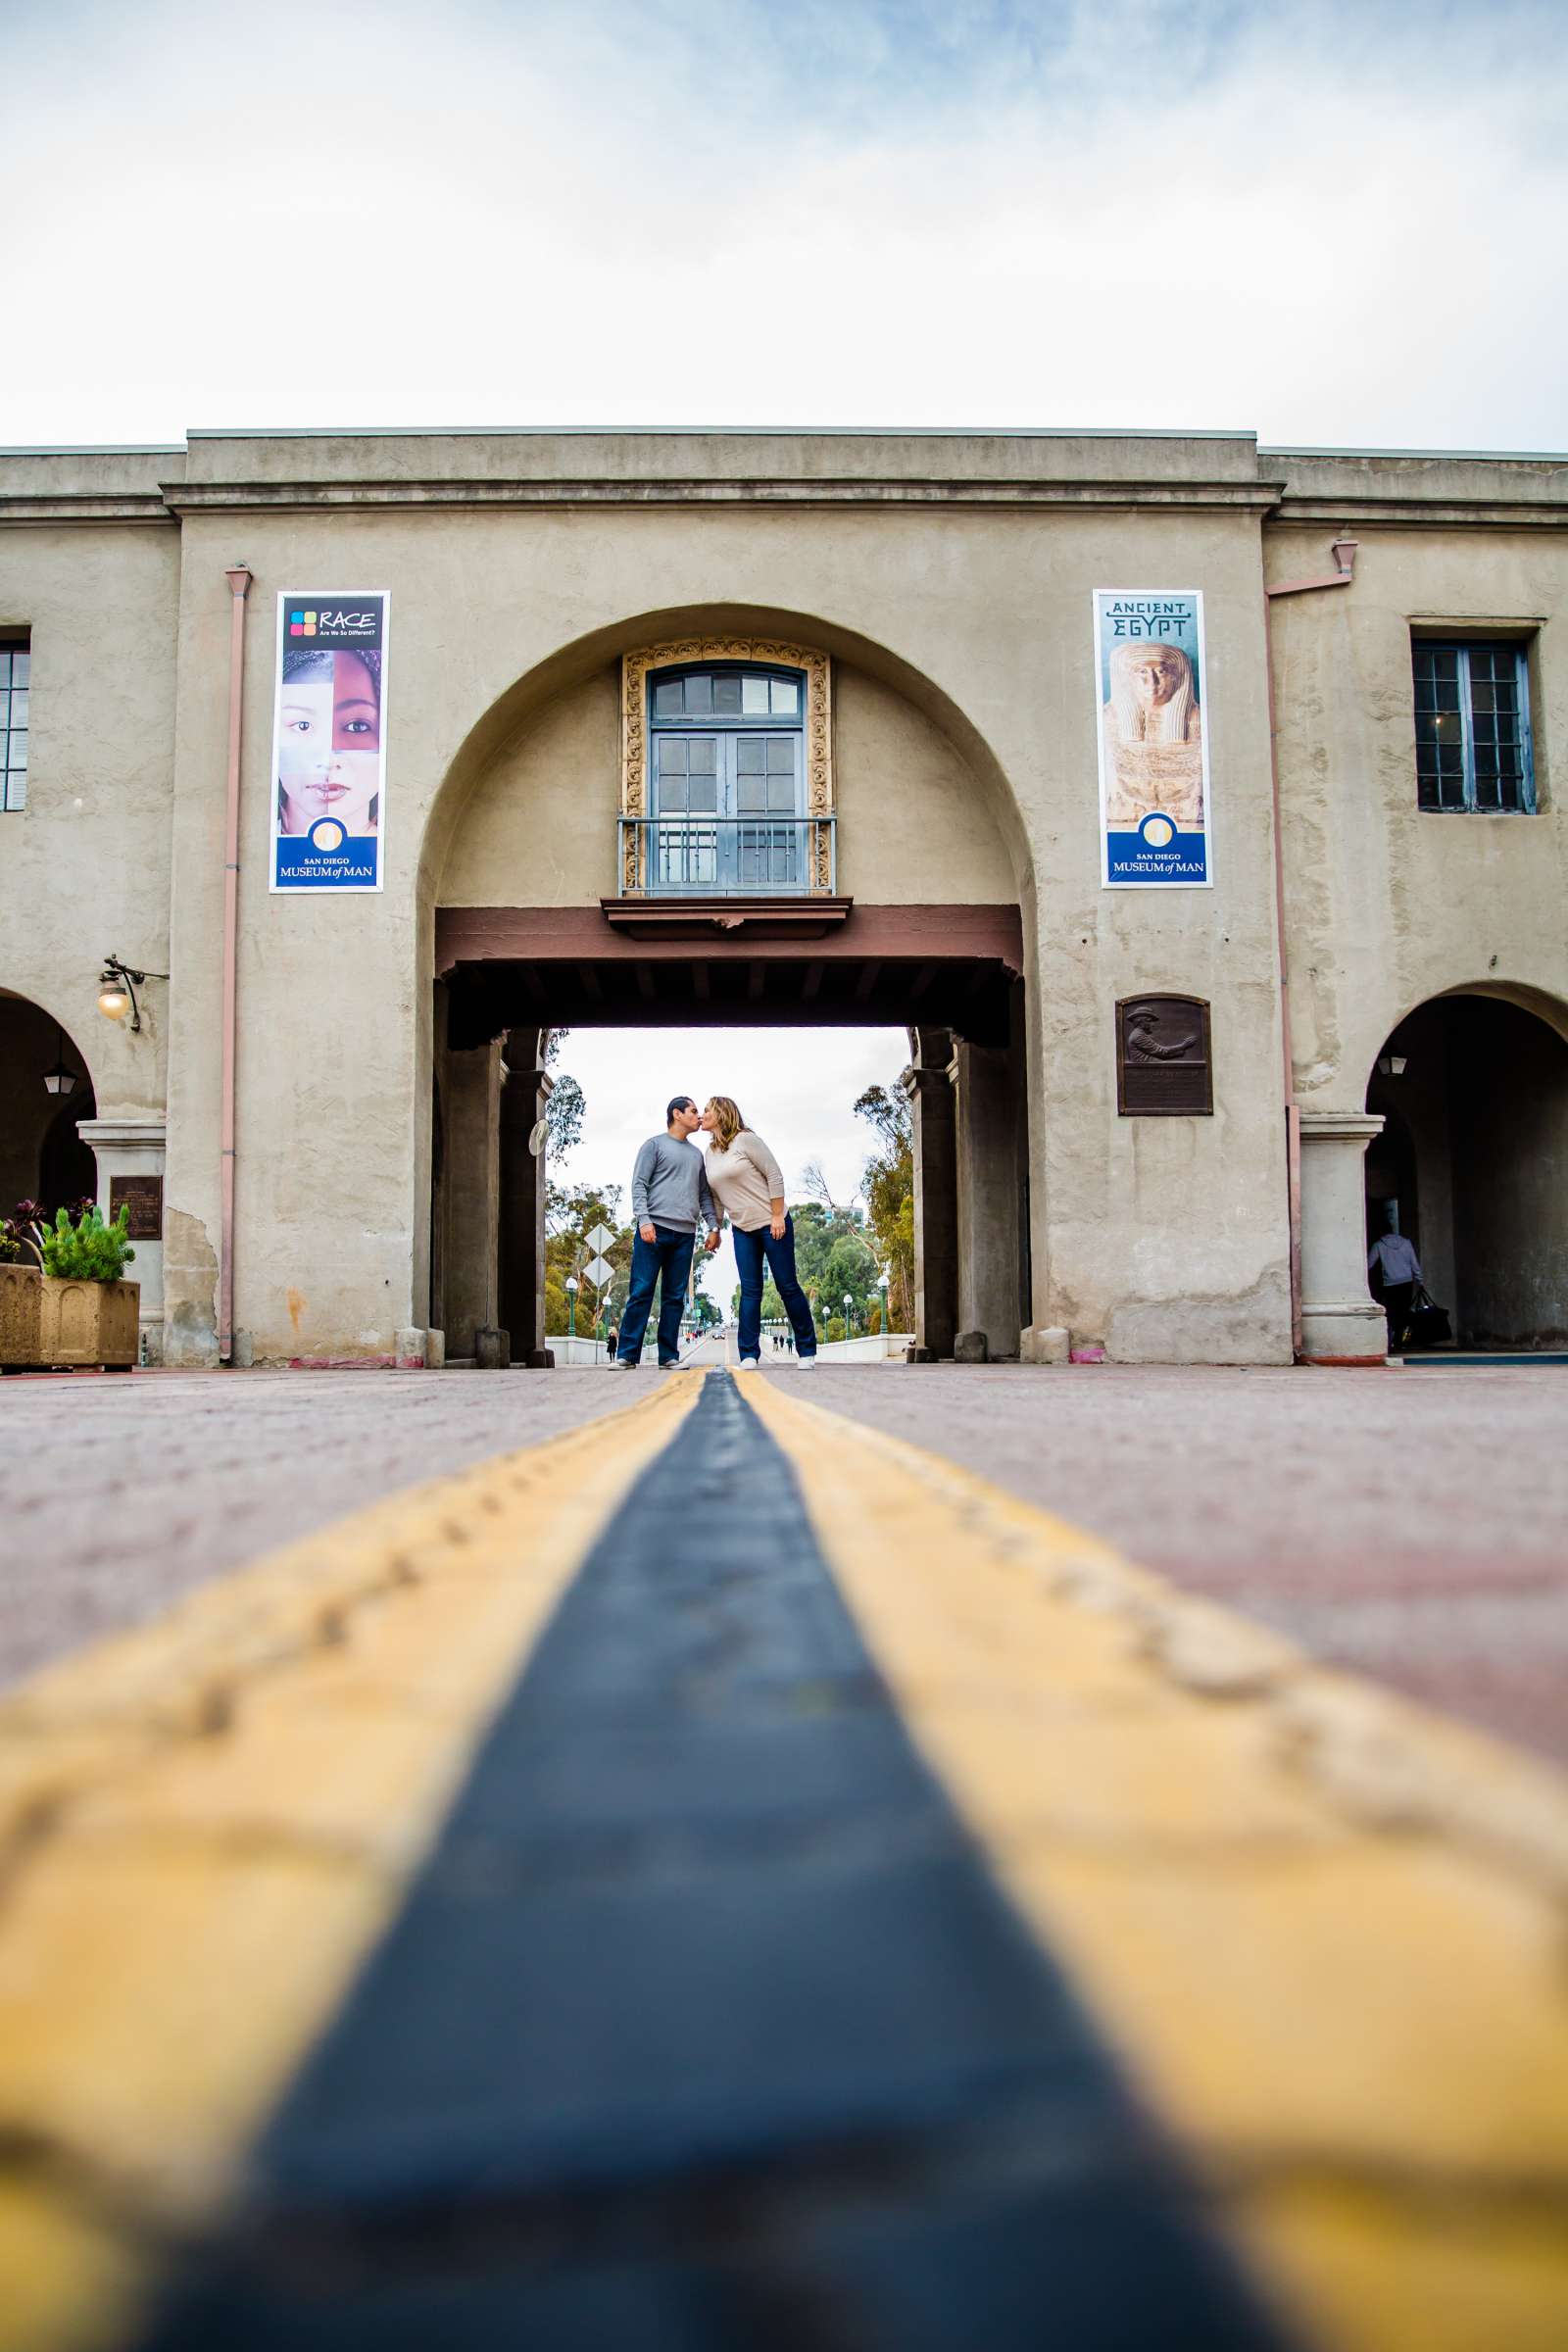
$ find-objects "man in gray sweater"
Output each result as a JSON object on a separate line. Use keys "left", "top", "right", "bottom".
{"left": 616, "top": 1096, "right": 721, "bottom": 1367}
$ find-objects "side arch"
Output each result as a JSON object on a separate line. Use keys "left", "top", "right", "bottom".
{"left": 1364, "top": 983, "right": 1568, "bottom": 1350}
{"left": 0, "top": 987, "right": 100, "bottom": 1213}
{"left": 1346, "top": 973, "right": 1568, "bottom": 1115}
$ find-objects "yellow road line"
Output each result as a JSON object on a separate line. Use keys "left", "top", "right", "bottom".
{"left": 0, "top": 1374, "right": 704, "bottom": 2352}
{"left": 745, "top": 1374, "right": 1568, "bottom": 2352}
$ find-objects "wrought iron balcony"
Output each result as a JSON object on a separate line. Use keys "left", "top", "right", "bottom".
{"left": 617, "top": 814, "right": 836, "bottom": 898}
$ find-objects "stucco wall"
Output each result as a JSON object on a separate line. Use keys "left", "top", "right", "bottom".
{"left": 1019, "top": 505, "right": 1291, "bottom": 1362}
{"left": 435, "top": 660, "right": 1014, "bottom": 909}
{"left": 146, "top": 480, "right": 1291, "bottom": 1363}
{"left": 0, "top": 507, "right": 176, "bottom": 1131}
{"left": 1270, "top": 521, "right": 1568, "bottom": 1110}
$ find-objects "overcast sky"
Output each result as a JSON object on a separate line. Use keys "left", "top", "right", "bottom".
{"left": 4, "top": 0, "right": 1564, "bottom": 452}
{"left": 554, "top": 1026, "right": 907, "bottom": 1313}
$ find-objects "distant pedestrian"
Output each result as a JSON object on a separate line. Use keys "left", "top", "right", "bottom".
{"left": 1368, "top": 1225, "right": 1422, "bottom": 1353}
{"left": 605, "top": 1323, "right": 619, "bottom": 1364}
{"left": 617, "top": 1097, "right": 721, "bottom": 1369}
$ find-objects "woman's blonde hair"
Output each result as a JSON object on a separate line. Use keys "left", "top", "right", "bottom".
{"left": 705, "top": 1096, "right": 746, "bottom": 1152}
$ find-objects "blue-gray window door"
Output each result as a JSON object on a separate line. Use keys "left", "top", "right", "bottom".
{"left": 652, "top": 731, "right": 805, "bottom": 890}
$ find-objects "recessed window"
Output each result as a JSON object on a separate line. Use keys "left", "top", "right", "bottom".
{"left": 0, "top": 638, "right": 28, "bottom": 812}
{"left": 1413, "top": 641, "right": 1535, "bottom": 812}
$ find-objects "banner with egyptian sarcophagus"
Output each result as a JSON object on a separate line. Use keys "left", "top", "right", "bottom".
{"left": 1093, "top": 590, "right": 1211, "bottom": 888}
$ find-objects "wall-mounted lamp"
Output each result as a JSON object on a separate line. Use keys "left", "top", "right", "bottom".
{"left": 97, "top": 954, "right": 167, "bottom": 1032}
{"left": 41, "top": 1027, "right": 79, "bottom": 1097}
{"left": 1377, "top": 1054, "right": 1408, "bottom": 1077}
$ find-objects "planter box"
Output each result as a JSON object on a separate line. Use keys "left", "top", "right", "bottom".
{"left": 0, "top": 1263, "right": 43, "bottom": 1368}
{"left": 38, "top": 1277, "right": 140, "bottom": 1369}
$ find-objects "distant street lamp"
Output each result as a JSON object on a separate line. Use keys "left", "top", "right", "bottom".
{"left": 878, "top": 1270, "right": 890, "bottom": 1353}
{"left": 565, "top": 1274, "right": 578, "bottom": 1338}
{"left": 843, "top": 1289, "right": 854, "bottom": 1339}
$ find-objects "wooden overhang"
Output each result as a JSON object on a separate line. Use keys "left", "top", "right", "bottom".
{"left": 600, "top": 894, "right": 854, "bottom": 941}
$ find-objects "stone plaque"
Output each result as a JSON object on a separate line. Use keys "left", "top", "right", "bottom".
{"left": 110, "top": 1173, "right": 164, "bottom": 1239}
{"left": 1117, "top": 996, "right": 1212, "bottom": 1116}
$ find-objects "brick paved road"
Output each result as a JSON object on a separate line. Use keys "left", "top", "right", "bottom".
{"left": 777, "top": 1364, "right": 1568, "bottom": 1768}
{"left": 0, "top": 1368, "right": 636, "bottom": 1690}
{"left": 5, "top": 1361, "right": 1567, "bottom": 1768}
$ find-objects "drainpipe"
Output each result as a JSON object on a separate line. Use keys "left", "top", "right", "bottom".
{"left": 1263, "top": 536, "right": 1357, "bottom": 1359}
{"left": 220, "top": 564, "right": 252, "bottom": 1363}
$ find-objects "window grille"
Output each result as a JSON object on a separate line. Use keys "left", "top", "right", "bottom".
{"left": 1413, "top": 642, "right": 1535, "bottom": 812}
{"left": 0, "top": 640, "right": 28, "bottom": 812}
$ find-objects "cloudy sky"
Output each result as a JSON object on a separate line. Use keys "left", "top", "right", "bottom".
{"left": 4, "top": 0, "right": 1563, "bottom": 451}
{"left": 553, "top": 1026, "right": 907, "bottom": 1314}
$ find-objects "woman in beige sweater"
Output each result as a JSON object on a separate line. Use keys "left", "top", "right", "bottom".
{"left": 699, "top": 1096, "right": 818, "bottom": 1371}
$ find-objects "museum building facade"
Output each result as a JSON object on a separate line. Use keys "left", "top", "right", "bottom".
{"left": 1, "top": 428, "right": 1564, "bottom": 1368}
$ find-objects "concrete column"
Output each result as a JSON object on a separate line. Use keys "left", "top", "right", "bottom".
{"left": 948, "top": 1040, "right": 1020, "bottom": 1359}
{"left": 1009, "top": 977, "right": 1034, "bottom": 1339}
{"left": 76, "top": 1117, "right": 167, "bottom": 1364}
{"left": 902, "top": 1026, "right": 957, "bottom": 1360}
{"left": 499, "top": 1030, "right": 552, "bottom": 1367}
{"left": 441, "top": 1040, "right": 503, "bottom": 1358}
{"left": 1299, "top": 1110, "right": 1386, "bottom": 1363}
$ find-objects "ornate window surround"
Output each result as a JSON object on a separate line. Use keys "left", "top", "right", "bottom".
{"left": 621, "top": 638, "right": 833, "bottom": 891}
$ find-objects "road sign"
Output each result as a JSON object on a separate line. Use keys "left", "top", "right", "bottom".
{"left": 585, "top": 1224, "right": 615, "bottom": 1255}
{"left": 583, "top": 1254, "right": 614, "bottom": 1288}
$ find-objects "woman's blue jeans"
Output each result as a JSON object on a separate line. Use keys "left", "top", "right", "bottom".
{"left": 732, "top": 1215, "right": 817, "bottom": 1360}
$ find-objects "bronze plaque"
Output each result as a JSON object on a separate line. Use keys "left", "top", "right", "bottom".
{"left": 110, "top": 1174, "right": 164, "bottom": 1240}
{"left": 1117, "top": 996, "right": 1212, "bottom": 1116}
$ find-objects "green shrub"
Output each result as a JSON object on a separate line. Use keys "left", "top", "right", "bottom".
{"left": 40, "top": 1203, "right": 136, "bottom": 1282}
{"left": 825, "top": 1315, "right": 846, "bottom": 1344}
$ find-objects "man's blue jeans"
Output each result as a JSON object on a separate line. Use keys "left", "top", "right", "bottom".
{"left": 732, "top": 1216, "right": 817, "bottom": 1361}
{"left": 617, "top": 1224, "right": 697, "bottom": 1365}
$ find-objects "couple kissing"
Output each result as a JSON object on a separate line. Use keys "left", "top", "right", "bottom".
{"left": 615, "top": 1095, "right": 818, "bottom": 1371}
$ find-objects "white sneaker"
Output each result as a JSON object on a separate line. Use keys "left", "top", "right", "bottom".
{"left": 735, "top": 1357, "right": 760, "bottom": 1371}
{"left": 797, "top": 1356, "right": 819, "bottom": 1371}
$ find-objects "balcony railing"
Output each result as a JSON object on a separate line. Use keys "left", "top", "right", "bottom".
{"left": 618, "top": 815, "right": 836, "bottom": 897}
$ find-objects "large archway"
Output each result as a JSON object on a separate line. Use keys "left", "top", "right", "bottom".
{"left": 418, "top": 612, "right": 1037, "bottom": 1367}
{"left": 1366, "top": 990, "right": 1568, "bottom": 1350}
{"left": 0, "top": 989, "right": 97, "bottom": 1218}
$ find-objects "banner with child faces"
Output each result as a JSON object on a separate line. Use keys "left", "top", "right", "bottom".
{"left": 270, "top": 593, "right": 389, "bottom": 892}
{"left": 1093, "top": 590, "right": 1211, "bottom": 887}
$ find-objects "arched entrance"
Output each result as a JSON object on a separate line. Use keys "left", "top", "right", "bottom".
{"left": 0, "top": 990, "right": 96, "bottom": 1217}
{"left": 419, "top": 616, "right": 1036, "bottom": 1367}
{"left": 1366, "top": 991, "right": 1568, "bottom": 1351}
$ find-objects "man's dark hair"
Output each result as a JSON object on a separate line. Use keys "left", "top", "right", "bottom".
{"left": 666, "top": 1096, "right": 696, "bottom": 1126}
